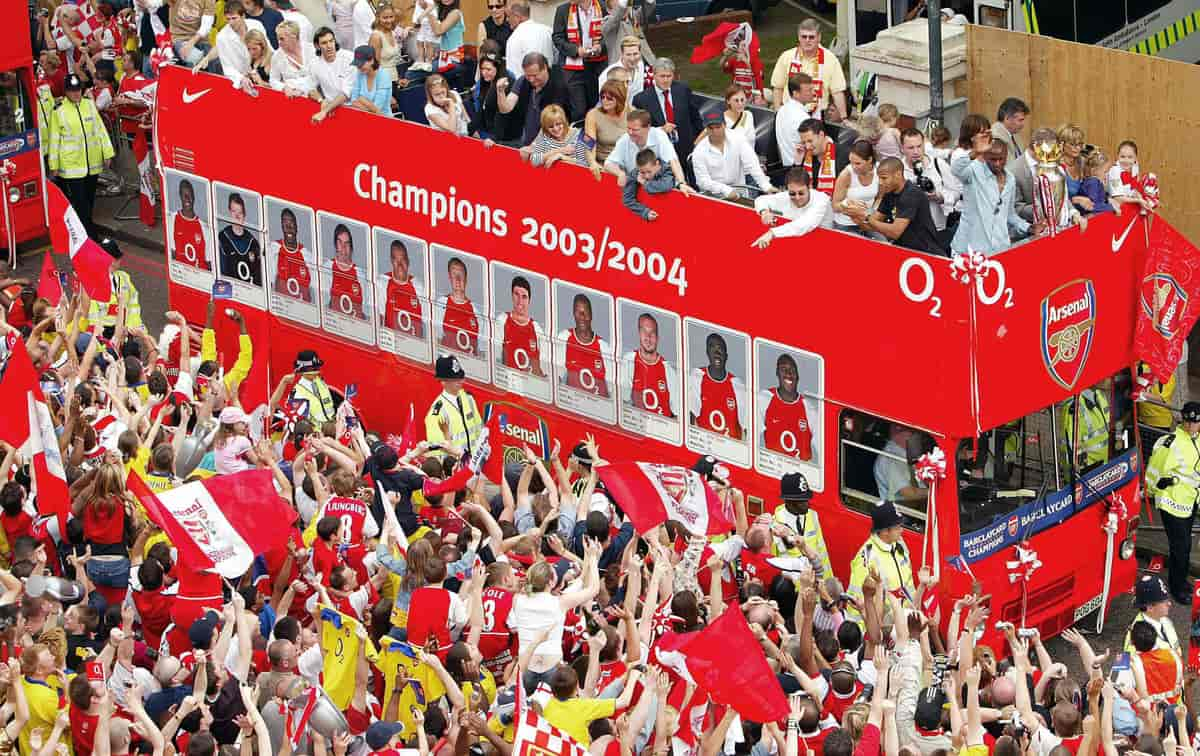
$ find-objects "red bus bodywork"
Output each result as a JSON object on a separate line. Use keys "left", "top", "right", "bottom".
{"left": 0, "top": 7, "right": 49, "bottom": 249}
{"left": 155, "top": 67, "right": 1146, "bottom": 647}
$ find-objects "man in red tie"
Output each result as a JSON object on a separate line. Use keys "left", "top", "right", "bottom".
{"left": 632, "top": 57, "right": 703, "bottom": 183}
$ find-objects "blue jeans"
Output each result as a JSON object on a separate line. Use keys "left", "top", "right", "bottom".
{"left": 172, "top": 39, "right": 214, "bottom": 68}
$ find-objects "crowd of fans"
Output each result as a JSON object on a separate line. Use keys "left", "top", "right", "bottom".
{"left": 33, "top": 0, "right": 1157, "bottom": 250}
{"left": 14, "top": 4, "right": 1194, "bottom": 756}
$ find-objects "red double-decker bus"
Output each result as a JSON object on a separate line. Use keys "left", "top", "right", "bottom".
{"left": 155, "top": 66, "right": 1153, "bottom": 645}
{"left": 0, "top": 7, "right": 50, "bottom": 256}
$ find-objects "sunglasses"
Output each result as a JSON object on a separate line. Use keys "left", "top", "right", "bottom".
{"left": 788, "top": 190, "right": 806, "bottom": 197}
{"left": 799, "top": 34, "right": 818, "bottom": 40}
{"left": 488, "top": 3, "right": 504, "bottom": 7}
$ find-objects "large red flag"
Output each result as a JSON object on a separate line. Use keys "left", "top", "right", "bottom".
{"left": 37, "top": 252, "right": 62, "bottom": 307}
{"left": 126, "top": 469, "right": 296, "bottom": 578}
{"left": 46, "top": 182, "right": 112, "bottom": 302}
{"left": 671, "top": 605, "right": 789, "bottom": 724}
{"left": 597, "top": 462, "right": 732, "bottom": 536}
{"left": 1134, "top": 219, "right": 1200, "bottom": 383}
{"left": 0, "top": 341, "right": 71, "bottom": 532}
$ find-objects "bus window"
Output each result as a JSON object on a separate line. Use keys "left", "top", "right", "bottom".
{"left": 838, "top": 410, "right": 929, "bottom": 533}
{"left": 957, "top": 409, "right": 1055, "bottom": 535}
{"left": 0, "top": 71, "right": 31, "bottom": 137}
{"left": 1054, "top": 371, "right": 1133, "bottom": 479}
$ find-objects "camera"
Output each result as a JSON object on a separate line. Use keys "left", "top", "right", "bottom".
{"left": 913, "top": 162, "right": 936, "bottom": 193}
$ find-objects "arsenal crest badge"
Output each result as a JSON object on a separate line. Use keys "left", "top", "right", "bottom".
{"left": 1040, "top": 279, "right": 1096, "bottom": 390}
{"left": 1140, "top": 273, "right": 1188, "bottom": 339}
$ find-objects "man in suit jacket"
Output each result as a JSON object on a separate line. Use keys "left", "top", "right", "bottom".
{"left": 553, "top": 0, "right": 609, "bottom": 123}
{"left": 631, "top": 57, "right": 703, "bottom": 182}
{"left": 990, "top": 96, "right": 1029, "bottom": 165}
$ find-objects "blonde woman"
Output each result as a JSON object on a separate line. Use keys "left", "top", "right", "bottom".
{"left": 1057, "top": 123, "right": 1091, "bottom": 211}
{"left": 370, "top": 5, "right": 403, "bottom": 97}
{"left": 424, "top": 73, "right": 468, "bottom": 135}
{"left": 524, "top": 104, "right": 589, "bottom": 168}
{"left": 269, "top": 20, "right": 316, "bottom": 96}
{"left": 509, "top": 539, "right": 601, "bottom": 694}
{"left": 245, "top": 28, "right": 273, "bottom": 87}
{"left": 584, "top": 79, "right": 627, "bottom": 179}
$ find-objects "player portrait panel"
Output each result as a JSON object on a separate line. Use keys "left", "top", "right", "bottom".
{"left": 211, "top": 182, "right": 267, "bottom": 310}
{"left": 374, "top": 228, "right": 431, "bottom": 364}
{"left": 753, "top": 338, "right": 824, "bottom": 488}
{"left": 684, "top": 318, "right": 751, "bottom": 468}
{"left": 163, "top": 169, "right": 215, "bottom": 293}
{"left": 317, "top": 212, "right": 375, "bottom": 346}
{"left": 263, "top": 197, "right": 320, "bottom": 328}
{"left": 430, "top": 244, "right": 490, "bottom": 384}
{"left": 490, "top": 263, "right": 552, "bottom": 404}
{"left": 552, "top": 281, "right": 616, "bottom": 425}
{"left": 616, "top": 298, "right": 683, "bottom": 447}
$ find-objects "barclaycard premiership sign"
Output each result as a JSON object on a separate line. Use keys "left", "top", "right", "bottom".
{"left": 483, "top": 401, "right": 552, "bottom": 464}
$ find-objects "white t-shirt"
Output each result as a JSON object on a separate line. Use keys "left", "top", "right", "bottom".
{"left": 508, "top": 591, "right": 565, "bottom": 671}
{"left": 310, "top": 48, "right": 355, "bottom": 100}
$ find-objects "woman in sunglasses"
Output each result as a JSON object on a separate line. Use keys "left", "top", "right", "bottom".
{"left": 477, "top": 0, "right": 511, "bottom": 53}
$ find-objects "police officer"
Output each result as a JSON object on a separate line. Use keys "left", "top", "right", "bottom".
{"left": 1123, "top": 575, "right": 1181, "bottom": 655}
{"left": 424, "top": 355, "right": 483, "bottom": 456}
{"left": 846, "top": 501, "right": 915, "bottom": 625}
{"left": 1060, "top": 386, "right": 1110, "bottom": 471}
{"left": 87, "top": 238, "right": 144, "bottom": 337}
{"left": 47, "top": 74, "right": 114, "bottom": 237}
{"left": 771, "top": 472, "right": 831, "bottom": 576}
{"left": 1145, "top": 400, "right": 1200, "bottom": 603}
{"left": 289, "top": 350, "right": 337, "bottom": 424}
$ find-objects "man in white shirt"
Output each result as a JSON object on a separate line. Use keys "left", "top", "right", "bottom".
{"left": 310, "top": 27, "right": 355, "bottom": 103}
{"left": 598, "top": 35, "right": 650, "bottom": 104}
{"left": 506, "top": 2, "right": 555, "bottom": 80}
{"left": 692, "top": 110, "right": 772, "bottom": 200}
{"left": 751, "top": 167, "right": 832, "bottom": 247}
{"left": 194, "top": 1, "right": 266, "bottom": 90}
{"left": 774, "top": 73, "right": 815, "bottom": 169}
{"left": 351, "top": 0, "right": 376, "bottom": 48}
{"left": 899, "top": 128, "right": 954, "bottom": 233}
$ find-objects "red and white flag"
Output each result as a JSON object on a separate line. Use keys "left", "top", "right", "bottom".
{"left": 46, "top": 182, "right": 112, "bottom": 302}
{"left": 0, "top": 341, "right": 71, "bottom": 533}
{"left": 512, "top": 695, "right": 587, "bottom": 756}
{"left": 597, "top": 462, "right": 731, "bottom": 536}
{"left": 37, "top": 252, "right": 63, "bottom": 307}
{"left": 133, "top": 129, "right": 156, "bottom": 226}
{"left": 1134, "top": 220, "right": 1200, "bottom": 384}
{"left": 126, "top": 469, "right": 296, "bottom": 578}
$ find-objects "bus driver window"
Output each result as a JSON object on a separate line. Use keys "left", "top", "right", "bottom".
{"left": 838, "top": 411, "right": 930, "bottom": 534}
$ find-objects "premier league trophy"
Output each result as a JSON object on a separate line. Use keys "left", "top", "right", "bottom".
{"left": 1031, "top": 139, "right": 1071, "bottom": 235}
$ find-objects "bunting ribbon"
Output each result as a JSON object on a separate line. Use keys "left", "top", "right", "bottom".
{"left": 915, "top": 448, "right": 947, "bottom": 582}
{"left": 1005, "top": 542, "right": 1042, "bottom": 628}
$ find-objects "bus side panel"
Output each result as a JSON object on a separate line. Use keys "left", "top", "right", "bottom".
{"left": 0, "top": 67, "right": 46, "bottom": 247}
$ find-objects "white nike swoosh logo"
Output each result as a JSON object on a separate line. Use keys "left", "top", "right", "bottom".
{"left": 1111, "top": 214, "right": 1138, "bottom": 252}
{"left": 181, "top": 88, "right": 212, "bottom": 104}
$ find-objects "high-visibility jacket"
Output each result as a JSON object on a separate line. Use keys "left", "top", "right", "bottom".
{"left": 1060, "top": 388, "right": 1110, "bottom": 469}
{"left": 290, "top": 375, "right": 337, "bottom": 424}
{"left": 1138, "top": 371, "right": 1176, "bottom": 430}
{"left": 846, "top": 533, "right": 915, "bottom": 625}
{"left": 47, "top": 95, "right": 114, "bottom": 179}
{"left": 424, "top": 389, "right": 483, "bottom": 456}
{"left": 35, "top": 83, "right": 56, "bottom": 150}
{"left": 86, "top": 270, "right": 142, "bottom": 329}
{"left": 1146, "top": 427, "right": 1200, "bottom": 519}
{"left": 772, "top": 505, "right": 832, "bottom": 577}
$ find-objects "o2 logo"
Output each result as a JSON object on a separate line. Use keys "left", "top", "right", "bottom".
{"left": 898, "top": 254, "right": 1014, "bottom": 319}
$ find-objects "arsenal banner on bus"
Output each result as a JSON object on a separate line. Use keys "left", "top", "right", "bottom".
{"left": 1133, "top": 219, "right": 1200, "bottom": 384}
{"left": 127, "top": 469, "right": 294, "bottom": 577}
{"left": 598, "top": 462, "right": 731, "bottom": 535}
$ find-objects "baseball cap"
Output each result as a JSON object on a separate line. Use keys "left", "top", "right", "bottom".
{"left": 702, "top": 110, "right": 723, "bottom": 127}
{"left": 352, "top": 45, "right": 376, "bottom": 67}
{"left": 188, "top": 611, "right": 220, "bottom": 649}
{"left": 365, "top": 721, "right": 405, "bottom": 751}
